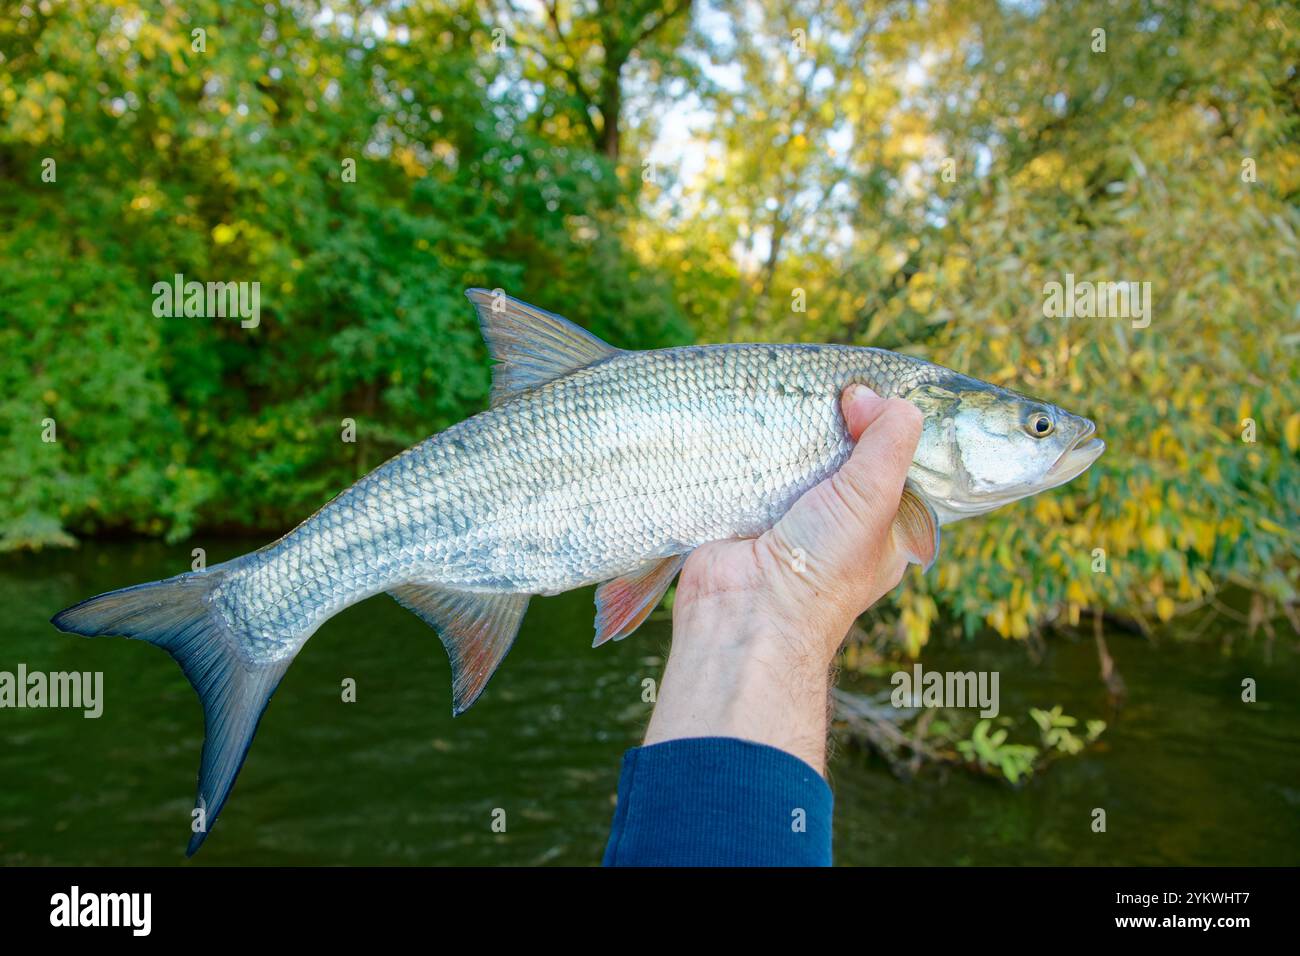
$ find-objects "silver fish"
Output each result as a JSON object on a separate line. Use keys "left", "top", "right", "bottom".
{"left": 52, "top": 288, "right": 1104, "bottom": 852}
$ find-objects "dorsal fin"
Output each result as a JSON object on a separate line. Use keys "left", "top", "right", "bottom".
{"left": 465, "top": 288, "right": 620, "bottom": 405}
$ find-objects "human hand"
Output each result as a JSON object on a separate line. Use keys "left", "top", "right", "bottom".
{"left": 644, "top": 384, "right": 925, "bottom": 773}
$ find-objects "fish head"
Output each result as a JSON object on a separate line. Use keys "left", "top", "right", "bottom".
{"left": 903, "top": 373, "right": 1104, "bottom": 524}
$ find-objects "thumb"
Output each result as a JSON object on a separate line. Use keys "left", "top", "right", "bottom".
{"left": 841, "top": 383, "right": 894, "bottom": 441}
{"left": 826, "top": 384, "right": 924, "bottom": 537}
{"left": 764, "top": 384, "right": 924, "bottom": 604}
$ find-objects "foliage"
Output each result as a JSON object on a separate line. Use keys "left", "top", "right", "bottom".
{"left": 833, "top": 685, "right": 1107, "bottom": 784}
{"left": 1, "top": 0, "right": 1295, "bottom": 646}
{"left": 955, "top": 719, "right": 1039, "bottom": 784}
{"left": 642, "top": 0, "right": 1300, "bottom": 646}
{"left": 954, "top": 710, "right": 1106, "bottom": 783}
{"left": 1029, "top": 705, "right": 1106, "bottom": 756}
{"left": 0, "top": 0, "right": 692, "bottom": 546}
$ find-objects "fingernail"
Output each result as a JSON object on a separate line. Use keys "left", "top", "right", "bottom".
{"left": 845, "top": 383, "right": 880, "bottom": 401}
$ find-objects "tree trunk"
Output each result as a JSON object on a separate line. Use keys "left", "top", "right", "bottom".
{"left": 599, "top": 64, "right": 623, "bottom": 159}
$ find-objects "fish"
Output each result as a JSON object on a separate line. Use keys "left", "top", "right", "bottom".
{"left": 51, "top": 288, "right": 1105, "bottom": 853}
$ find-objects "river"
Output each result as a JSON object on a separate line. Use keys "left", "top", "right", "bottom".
{"left": 2, "top": 540, "right": 1296, "bottom": 865}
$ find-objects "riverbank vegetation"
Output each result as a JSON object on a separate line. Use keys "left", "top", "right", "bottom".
{"left": 3, "top": 1, "right": 1296, "bottom": 651}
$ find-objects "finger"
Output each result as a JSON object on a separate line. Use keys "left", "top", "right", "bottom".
{"left": 841, "top": 383, "right": 891, "bottom": 440}
{"left": 878, "top": 542, "right": 911, "bottom": 594}
{"left": 826, "top": 388, "right": 924, "bottom": 536}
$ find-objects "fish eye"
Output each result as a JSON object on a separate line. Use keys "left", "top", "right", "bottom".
{"left": 1026, "top": 411, "right": 1055, "bottom": 438}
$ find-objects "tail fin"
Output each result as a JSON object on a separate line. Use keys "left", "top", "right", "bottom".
{"left": 51, "top": 567, "right": 290, "bottom": 856}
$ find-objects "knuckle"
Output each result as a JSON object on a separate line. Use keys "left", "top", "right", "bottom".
{"left": 886, "top": 557, "right": 909, "bottom": 591}
{"left": 828, "top": 466, "right": 883, "bottom": 528}
{"left": 886, "top": 397, "right": 924, "bottom": 439}
{"left": 894, "top": 398, "right": 925, "bottom": 434}
{"left": 881, "top": 399, "right": 923, "bottom": 471}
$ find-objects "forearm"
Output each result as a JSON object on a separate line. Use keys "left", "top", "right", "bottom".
{"left": 644, "top": 593, "right": 838, "bottom": 774}
{"left": 602, "top": 737, "right": 835, "bottom": 866}
{"left": 603, "top": 589, "right": 841, "bottom": 866}
{"left": 602, "top": 387, "right": 920, "bottom": 867}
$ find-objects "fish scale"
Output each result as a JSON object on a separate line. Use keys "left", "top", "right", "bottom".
{"left": 215, "top": 342, "right": 932, "bottom": 657}
{"left": 51, "top": 288, "right": 1102, "bottom": 854}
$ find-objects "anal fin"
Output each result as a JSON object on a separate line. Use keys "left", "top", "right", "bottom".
{"left": 892, "top": 481, "right": 940, "bottom": 571}
{"left": 388, "top": 584, "right": 530, "bottom": 715}
{"left": 593, "top": 554, "right": 687, "bottom": 648}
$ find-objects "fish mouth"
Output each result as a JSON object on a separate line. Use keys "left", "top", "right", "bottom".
{"left": 1045, "top": 419, "right": 1105, "bottom": 486}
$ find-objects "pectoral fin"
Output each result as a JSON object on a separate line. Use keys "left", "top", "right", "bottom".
{"left": 593, "top": 554, "right": 687, "bottom": 647}
{"left": 388, "top": 584, "right": 530, "bottom": 715}
{"left": 892, "top": 482, "right": 940, "bottom": 571}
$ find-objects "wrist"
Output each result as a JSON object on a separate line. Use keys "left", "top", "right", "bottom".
{"left": 672, "top": 584, "right": 848, "bottom": 674}
{"left": 643, "top": 593, "right": 839, "bottom": 773}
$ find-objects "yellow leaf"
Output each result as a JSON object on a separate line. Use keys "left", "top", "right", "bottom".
{"left": 1142, "top": 524, "right": 1168, "bottom": 551}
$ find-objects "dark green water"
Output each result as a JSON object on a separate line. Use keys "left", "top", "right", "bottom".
{"left": 2, "top": 541, "right": 1297, "bottom": 865}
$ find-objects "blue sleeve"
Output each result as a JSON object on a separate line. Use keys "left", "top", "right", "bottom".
{"left": 602, "top": 736, "right": 834, "bottom": 867}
